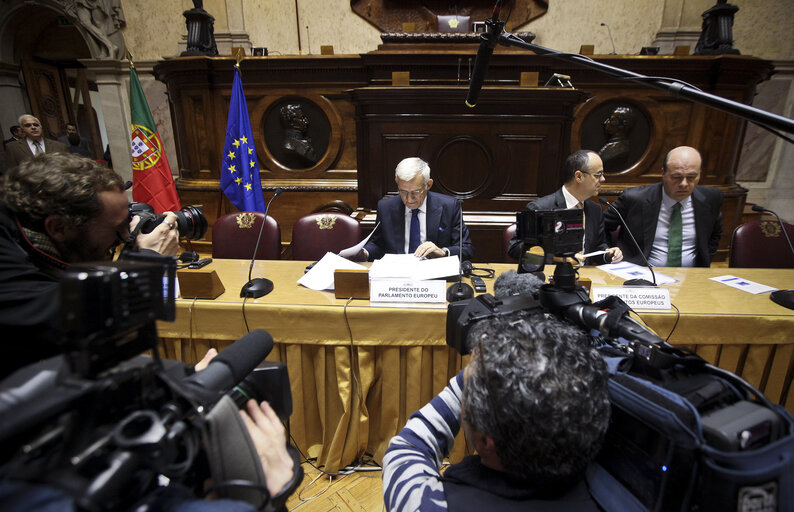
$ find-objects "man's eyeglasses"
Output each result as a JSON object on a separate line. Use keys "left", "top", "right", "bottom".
{"left": 23, "top": 123, "right": 40, "bottom": 128}
{"left": 398, "top": 187, "right": 426, "bottom": 198}
{"left": 582, "top": 170, "right": 604, "bottom": 179}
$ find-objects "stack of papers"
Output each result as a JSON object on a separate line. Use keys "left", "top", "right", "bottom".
{"left": 369, "top": 254, "right": 460, "bottom": 281}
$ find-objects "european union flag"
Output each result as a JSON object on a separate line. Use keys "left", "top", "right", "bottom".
{"left": 220, "top": 66, "right": 266, "bottom": 212}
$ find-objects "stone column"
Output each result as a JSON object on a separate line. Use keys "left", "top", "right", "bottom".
{"left": 80, "top": 59, "right": 132, "bottom": 183}
{"left": 653, "top": 0, "right": 712, "bottom": 55}
{"left": 0, "top": 62, "right": 28, "bottom": 134}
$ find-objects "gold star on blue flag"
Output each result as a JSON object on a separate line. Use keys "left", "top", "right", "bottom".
{"left": 220, "top": 66, "right": 266, "bottom": 212}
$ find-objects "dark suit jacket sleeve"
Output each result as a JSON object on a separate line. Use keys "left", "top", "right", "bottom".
{"left": 442, "top": 198, "right": 474, "bottom": 261}
{"left": 699, "top": 186, "right": 724, "bottom": 264}
{"left": 507, "top": 201, "right": 535, "bottom": 260}
{"left": 363, "top": 198, "right": 390, "bottom": 261}
{"left": 584, "top": 201, "right": 611, "bottom": 265}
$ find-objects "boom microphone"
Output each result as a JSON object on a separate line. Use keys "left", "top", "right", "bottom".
{"left": 599, "top": 197, "right": 657, "bottom": 286}
{"left": 241, "top": 188, "right": 284, "bottom": 298}
{"left": 184, "top": 329, "right": 274, "bottom": 398}
{"left": 465, "top": 1, "right": 504, "bottom": 108}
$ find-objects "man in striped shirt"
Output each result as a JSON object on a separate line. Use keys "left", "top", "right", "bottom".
{"left": 382, "top": 312, "right": 610, "bottom": 511}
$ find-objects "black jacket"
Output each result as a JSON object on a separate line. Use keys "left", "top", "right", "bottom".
{"left": 603, "top": 183, "right": 723, "bottom": 267}
{"left": 0, "top": 206, "right": 65, "bottom": 378}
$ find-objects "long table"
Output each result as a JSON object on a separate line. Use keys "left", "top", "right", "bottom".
{"left": 157, "top": 260, "right": 794, "bottom": 472}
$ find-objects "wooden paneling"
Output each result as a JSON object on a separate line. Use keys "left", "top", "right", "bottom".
{"left": 154, "top": 50, "right": 771, "bottom": 262}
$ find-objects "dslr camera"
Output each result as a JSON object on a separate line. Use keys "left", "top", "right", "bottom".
{"left": 129, "top": 202, "right": 208, "bottom": 240}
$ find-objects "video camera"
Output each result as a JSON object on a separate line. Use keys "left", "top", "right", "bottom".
{"left": 515, "top": 208, "right": 583, "bottom": 273}
{"left": 0, "top": 253, "right": 297, "bottom": 511}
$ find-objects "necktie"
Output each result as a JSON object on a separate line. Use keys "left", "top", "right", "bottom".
{"left": 33, "top": 141, "right": 42, "bottom": 155}
{"left": 576, "top": 202, "right": 586, "bottom": 254}
{"left": 408, "top": 209, "right": 420, "bottom": 253}
{"left": 667, "top": 202, "right": 683, "bottom": 267}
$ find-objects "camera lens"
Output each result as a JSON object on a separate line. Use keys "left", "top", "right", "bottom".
{"left": 175, "top": 206, "right": 208, "bottom": 240}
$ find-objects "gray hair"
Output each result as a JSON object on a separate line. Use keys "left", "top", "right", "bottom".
{"left": 462, "top": 311, "right": 610, "bottom": 482}
{"left": 18, "top": 114, "right": 40, "bottom": 125}
{"left": 395, "top": 157, "right": 430, "bottom": 183}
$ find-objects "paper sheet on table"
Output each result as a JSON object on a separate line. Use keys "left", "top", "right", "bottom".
{"left": 337, "top": 222, "right": 380, "bottom": 259}
{"left": 297, "top": 252, "right": 366, "bottom": 291}
{"left": 597, "top": 262, "right": 677, "bottom": 285}
{"left": 710, "top": 275, "right": 778, "bottom": 294}
{"left": 369, "top": 254, "right": 460, "bottom": 280}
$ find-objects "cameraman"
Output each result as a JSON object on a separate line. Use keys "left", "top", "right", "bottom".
{"left": 383, "top": 312, "right": 610, "bottom": 511}
{"left": 0, "top": 153, "right": 180, "bottom": 378}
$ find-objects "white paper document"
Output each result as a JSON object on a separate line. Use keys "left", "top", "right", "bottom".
{"left": 710, "top": 275, "right": 778, "bottom": 295}
{"left": 297, "top": 252, "right": 367, "bottom": 291}
{"left": 597, "top": 262, "right": 677, "bottom": 285}
{"left": 337, "top": 222, "right": 380, "bottom": 259}
{"left": 369, "top": 254, "right": 460, "bottom": 281}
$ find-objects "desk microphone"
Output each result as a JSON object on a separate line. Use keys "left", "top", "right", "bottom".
{"left": 599, "top": 197, "right": 657, "bottom": 286}
{"left": 241, "top": 188, "right": 283, "bottom": 298}
{"left": 600, "top": 23, "right": 616, "bottom": 55}
{"left": 751, "top": 204, "right": 794, "bottom": 310}
{"left": 447, "top": 199, "right": 474, "bottom": 302}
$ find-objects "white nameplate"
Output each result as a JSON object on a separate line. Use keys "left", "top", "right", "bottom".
{"left": 370, "top": 278, "right": 447, "bottom": 304}
{"left": 592, "top": 286, "right": 672, "bottom": 310}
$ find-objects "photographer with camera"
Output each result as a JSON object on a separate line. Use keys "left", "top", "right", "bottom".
{"left": 382, "top": 311, "right": 611, "bottom": 512}
{"left": 0, "top": 153, "right": 180, "bottom": 378}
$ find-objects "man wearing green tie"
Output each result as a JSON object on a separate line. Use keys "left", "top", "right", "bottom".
{"left": 604, "top": 146, "right": 724, "bottom": 267}
{"left": 4, "top": 115, "right": 68, "bottom": 171}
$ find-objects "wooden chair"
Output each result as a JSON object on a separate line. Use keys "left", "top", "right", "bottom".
{"left": 212, "top": 212, "right": 281, "bottom": 260}
{"left": 503, "top": 223, "right": 517, "bottom": 263}
{"left": 729, "top": 219, "right": 794, "bottom": 268}
{"left": 292, "top": 212, "right": 362, "bottom": 261}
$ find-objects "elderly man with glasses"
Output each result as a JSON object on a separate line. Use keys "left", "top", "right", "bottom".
{"left": 356, "top": 157, "right": 474, "bottom": 261}
{"left": 4, "top": 115, "right": 68, "bottom": 170}
{"left": 508, "top": 149, "right": 623, "bottom": 265}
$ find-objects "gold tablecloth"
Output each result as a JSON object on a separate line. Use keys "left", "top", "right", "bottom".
{"left": 158, "top": 260, "right": 794, "bottom": 472}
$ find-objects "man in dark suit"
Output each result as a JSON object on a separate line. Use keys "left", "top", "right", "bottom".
{"left": 3, "top": 125, "right": 22, "bottom": 149}
{"left": 508, "top": 150, "right": 623, "bottom": 265}
{"left": 5, "top": 115, "right": 68, "bottom": 169}
{"left": 604, "top": 146, "right": 723, "bottom": 267}
{"left": 58, "top": 122, "right": 93, "bottom": 158}
{"left": 358, "top": 157, "right": 474, "bottom": 261}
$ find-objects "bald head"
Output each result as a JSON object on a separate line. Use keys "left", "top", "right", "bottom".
{"left": 662, "top": 146, "right": 702, "bottom": 202}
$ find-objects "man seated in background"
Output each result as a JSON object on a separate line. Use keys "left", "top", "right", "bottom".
{"left": 382, "top": 311, "right": 611, "bottom": 511}
{"left": 508, "top": 150, "right": 622, "bottom": 266}
{"left": 357, "top": 157, "right": 474, "bottom": 261}
{"left": 0, "top": 153, "right": 180, "bottom": 378}
{"left": 604, "top": 145, "right": 723, "bottom": 267}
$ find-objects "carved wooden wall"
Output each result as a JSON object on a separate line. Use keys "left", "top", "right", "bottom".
{"left": 154, "top": 45, "right": 771, "bottom": 262}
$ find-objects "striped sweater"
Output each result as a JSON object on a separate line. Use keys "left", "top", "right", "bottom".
{"left": 382, "top": 372, "right": 464, "bottom": 512}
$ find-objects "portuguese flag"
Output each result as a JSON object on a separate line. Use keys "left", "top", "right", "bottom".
{"left": 129, "top": 65, "right": 180, "bottom": 213}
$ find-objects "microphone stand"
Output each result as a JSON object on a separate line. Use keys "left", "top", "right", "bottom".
{"left": 241, "top": 188, "right": 283, "bottom": 298}
{"left": 752, "top": 205, "right": 794, "bottom": 310}
{"left": 486, "top": 26, "right": 794, "bottom": 136}
{"left": 599, "top": 198, "right": 657, "bottom": 286}
{"left": 447, "top": 199, "right": 474, "bottom": 302}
